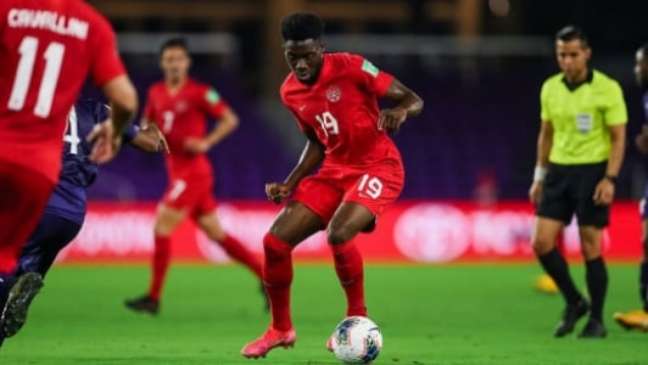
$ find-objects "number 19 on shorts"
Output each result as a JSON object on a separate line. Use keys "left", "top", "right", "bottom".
{"left": 358, "top": 174, "right": 383, "bottom": 199}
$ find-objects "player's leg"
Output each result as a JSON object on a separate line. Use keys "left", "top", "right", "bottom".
{"left": 125, "top": 204, "right": 186, "bottom": 314}
{"left": 15, "top": 214, "right": 83, "bottom": 278}
{"left": 614, "top": 207, "right": 648, "bottom": 330}
{"left": 195, "top": 211, "right": 263, "bottom": 280}
{"left": 327, "top": 202, "right": 374, "bottom": 318}
{"left": 578, "top": 225, "right": 608, "bottom": 338}
{"left": 573, "top": 163, "right": 610, "bottom": 338}
{"left": 241, "top": 201, "right": 325, "bottom": 358}
{"left": 0, "top": 163, "right": 54, "bottom": 275}
{"left": 195, "top": 212, "right": 266, "bottom": 307}
{"left": 534, "top": 164, "right": 589, "bottom": 337}
{"left": 535, "top": 230, "right": 564, "bottom": 294}
{"left": 533, "top": 217, "right": 588, "bottom": 337}
{"left": 0, "top": 214, "right": 81, "bottom": 340}
{"left": 641, "top": 219, "right": 648, "bottom": 315}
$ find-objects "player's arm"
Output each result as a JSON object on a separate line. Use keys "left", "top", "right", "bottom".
{"left": 635, "top": 125, "right": 648, "bottom": 154}
{"left": 103, "top": 76, "right": 138, "bottom": 136}
{"left": 377, "top": 79, "right": 424, "bottom": 132}
{"left": 129, "top": 123, "right": 169, "bottom": 153}
{"left": 185, "top": 108, "right": 239, "bottom": 154}
{"left": 266, "top": 131, "right": 325, "bottom": 204}
{"left": 529, "top": 120, "right": 553, "bottom": 205}
{"left": 594, "top": 83, "right": 628, "bottom": 205}
{"left": 88, "top": 76, "right": 138, "bottom": 163}
{"left": 594, "top": 124, "right": 626, "bottom": 205}
{"left": 87, "top": 13, "right": 139, "bottom": 163}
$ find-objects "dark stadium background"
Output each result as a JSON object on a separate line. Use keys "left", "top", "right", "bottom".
{"left": 5, "top": 2, "right": 648, "bottom": 364}
{"left": 84, "top": 0, "right": 648, "bottom": 202}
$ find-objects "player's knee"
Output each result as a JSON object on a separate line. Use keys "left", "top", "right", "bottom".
{"left": 263, "top": 233, "right": 292, "bottom": 260}
{"left": 532, "top": 236, "right": 554, "bottom": 256}
{"left": 153, "top": 222, "right": 173, "bottom": 237}
{"left": 327, "top": 225, "right": 356, "bottom": 246}
{"left": 204, "top": 225, "right": 226, "bottom": 243}
{"left": 580, "top": 241, "right": 601, "bottom": 260}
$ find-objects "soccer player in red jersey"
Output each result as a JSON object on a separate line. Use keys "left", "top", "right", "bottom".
{"left": 0, "top": 1, "right": 137, "bottom": 276}
{"left": 125, "top": 38, "right": 264, "bottom": 314}
{"left": 241, "top": 13, "right": 423, "bottom": 358}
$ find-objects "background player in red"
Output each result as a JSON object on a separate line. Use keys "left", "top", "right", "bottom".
{"left": 125, "top": 38, "right": 264, "bottom": 314}
{"left": 0, "top": 1, "right": 137, "bottom": 282}
{"left": 241, "top": 13, "right": 424, "bottom": 359}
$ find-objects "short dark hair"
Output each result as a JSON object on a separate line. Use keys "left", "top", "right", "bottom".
{"left": 281, "top": 12, "right": 324, "bottom": 42}
{"left": 556, "top": 25, "right": 589, "bottom": 47}
{"left": 160, "top": 37, "right": 189, "bottom": 55}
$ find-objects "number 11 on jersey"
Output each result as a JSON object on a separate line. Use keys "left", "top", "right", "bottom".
{"left": 8, "top": 36, "right": 66, "bottom": 118}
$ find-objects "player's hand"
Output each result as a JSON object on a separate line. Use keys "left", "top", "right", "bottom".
{"left": 265, "top": 182, "right": 292, "bottom": 204}
{"left": 635, "top": 125, "right": 648, "bottom": 154}
{"left": 378, "top": 107, "right": 408, "bottom": 133}
{"left": 144, "top": 123, "right": 170, "bottom": 153}
{"left": 593, "top": 178, "right": 615, "bottom": 206}
{"left": 184, "top": 138, "right": 210, "bottom": 154}
{"left": 88, "top": 121, "right": 122, "bottom": 164}
{"left": 528, "top": 181, "right": 543, "bottom": 205}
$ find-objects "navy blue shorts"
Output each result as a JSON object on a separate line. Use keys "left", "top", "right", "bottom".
{"left": 16, "top": 213, "right": 82, "bottom": 277}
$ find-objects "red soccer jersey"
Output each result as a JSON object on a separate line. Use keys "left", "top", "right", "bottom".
{"left": 0, "top": 0, "right": 126, "bottom": 183}
{"left": 280, "top": 52, "right": 399, "bottom": 168}
{"left": 143, "top": 79, "right": 229, "bottom": 180}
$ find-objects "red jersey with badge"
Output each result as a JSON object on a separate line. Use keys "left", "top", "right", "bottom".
{"left": 143, "top": 79, "right": 229, "bottom": 180}
{"left": 281, "top": 52, "right": 401, "bottom": 168}
{"left": 280, "top": 52, "right": 405, "bottom": 222}
{"left": 0, "top": 0, "right": 126, "bottom": 183}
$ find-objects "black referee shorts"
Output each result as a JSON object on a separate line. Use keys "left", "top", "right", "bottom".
{"left": 536, "top": 162, "right": 609, "bottom": 228}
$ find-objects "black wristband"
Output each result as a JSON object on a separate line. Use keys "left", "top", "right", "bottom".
{"left": 604, "top": 175, "right": 617, "bottom": 184}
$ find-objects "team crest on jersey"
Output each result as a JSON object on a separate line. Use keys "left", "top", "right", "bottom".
{"left": 326, "top": 86, "right": 342, "bottom": 103}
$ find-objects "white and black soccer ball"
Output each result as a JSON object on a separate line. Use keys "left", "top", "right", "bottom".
{"left": 330, "top": 316, "right": 383, "bottom": 364}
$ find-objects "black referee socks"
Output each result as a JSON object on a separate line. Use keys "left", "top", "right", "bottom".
{"left": 538, "top": 248, "right": 583, "bottom": 305}
{"left": 586, "top": 257, "right": 608, "bottom": 322}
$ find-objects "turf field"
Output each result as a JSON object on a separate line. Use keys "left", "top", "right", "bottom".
{"left": 2, "top": 263, "right": 648, "bottom": 364}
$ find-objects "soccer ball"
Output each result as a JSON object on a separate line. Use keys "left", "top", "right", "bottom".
{"left": 330, "top": 316, "right": 383, "bottom": 364}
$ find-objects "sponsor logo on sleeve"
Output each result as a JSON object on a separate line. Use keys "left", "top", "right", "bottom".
{"left": 361, "top": 59, "right": 379, "bottom": 78}
{"left": 206, "top": 89, "right": 221, "bottom": 105}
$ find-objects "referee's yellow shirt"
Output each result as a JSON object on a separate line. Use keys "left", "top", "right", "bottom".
{"left": 540, "top": 69, "right": 627, "bottom": 165}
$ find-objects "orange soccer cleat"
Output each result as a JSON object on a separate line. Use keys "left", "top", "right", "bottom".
{"left": 241, "top": 327, "right": 297, "bottom": 359}
{"left": 326, "top": 334, "right": 334, "bottom": 352}
{"left": 614, "top": 309, "right": 648, "bottom": 331}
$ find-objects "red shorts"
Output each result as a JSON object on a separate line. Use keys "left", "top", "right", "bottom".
{"left": 0, "top": 161, "right": 55, "bottom": 273}
{"left": 162, "top": 174, "right": 217, "bottom": 220}
{"left": 292, "top": 160, "right": 404, "bottom": 224}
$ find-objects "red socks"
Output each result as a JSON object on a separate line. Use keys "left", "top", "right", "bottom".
{"left": 149, "top": 235, "right": 171, "bottom": 301}
{"left": 219, "top": 234, "right": 263, "bottom": 279}
{"left": 263, "top": 233, "right": 294, "bottom": 331}
{"left": 331, "top": 242, "right": 367, "bottom": 317}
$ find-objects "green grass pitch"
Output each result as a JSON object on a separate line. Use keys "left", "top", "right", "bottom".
{"left": 2, "top": 263, "right": 648, "bottom": 364}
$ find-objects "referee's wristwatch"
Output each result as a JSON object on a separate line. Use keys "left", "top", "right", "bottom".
{"left": 604, "top": 175, "right": 618, "bottom": 184}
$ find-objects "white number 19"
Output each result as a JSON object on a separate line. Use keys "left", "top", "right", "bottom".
{"left": 315, "top": 111, "right": 339, "bottom": 136}
{"left": 358, "top": 174, "right": 384, "bottom": 199}
{"left": 8, "top": 36, "right": 66, "bottom": 118}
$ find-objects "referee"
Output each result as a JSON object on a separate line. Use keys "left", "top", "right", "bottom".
{"left": 529, "top": 26, "right": 627, "bottom": 338}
